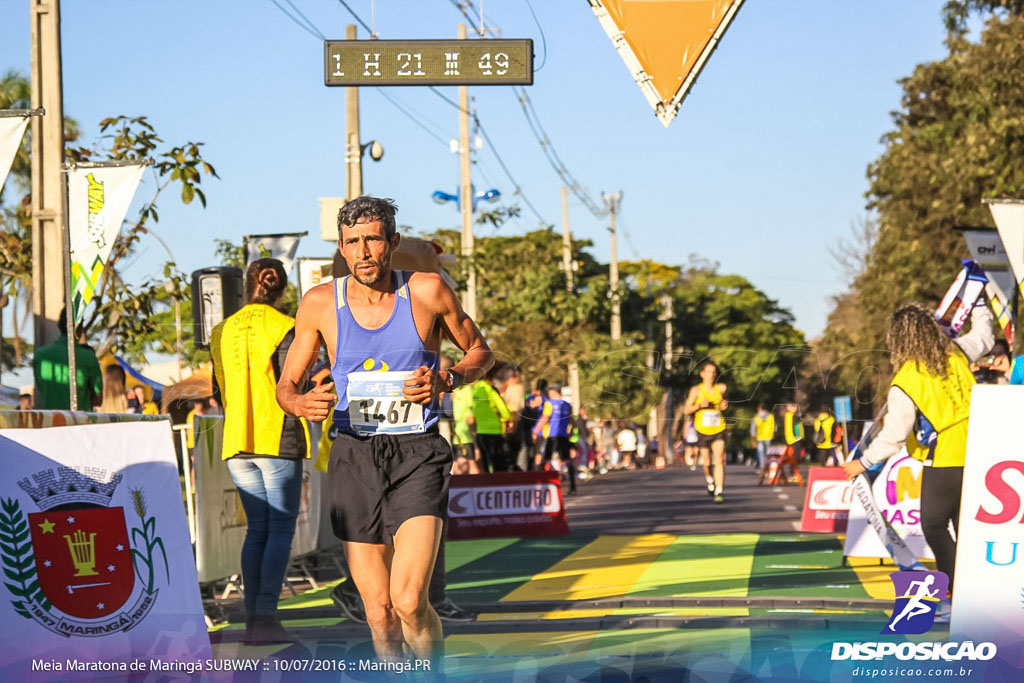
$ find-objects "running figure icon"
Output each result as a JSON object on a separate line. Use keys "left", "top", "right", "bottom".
{"left": 887, "top": 574, "right": 939, "bottom": 631}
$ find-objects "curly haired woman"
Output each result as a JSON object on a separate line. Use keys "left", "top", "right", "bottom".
{"left": 843, "top": 302, "right": 993, "bottom": 594}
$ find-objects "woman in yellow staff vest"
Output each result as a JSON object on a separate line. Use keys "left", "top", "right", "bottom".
{"left": 211, "top": 258, "right": 312, "bottom": 645}
{"left": 843, "top": 303, "right": 993, "bottom": 597}
{"left": 683, "top": 361, "right": 729, "bottom": 503}
{"left": 750, "top": 404, "right": 775, "bottom": 472}
{"left": 812, "top": 407, "right": 842, "bottom": 467}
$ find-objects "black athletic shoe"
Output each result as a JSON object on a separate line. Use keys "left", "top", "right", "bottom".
{"left": 246, "top": 615, "right": 299, "bottom": 644}
{"left": 432, "top": 597, "right": 476, "bottom": 623}
{"left": 331, "top": 581, "right": 367, "bottom": 623}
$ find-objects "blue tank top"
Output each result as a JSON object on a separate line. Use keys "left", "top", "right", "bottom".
{"left": 330, "top": 271, "right": 439, "bottom": 433}
{"left": 546, "top": 398, "right": 572, "bottom": 438}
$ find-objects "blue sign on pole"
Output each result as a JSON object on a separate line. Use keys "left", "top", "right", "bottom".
{"left": 833, "top": 395, "right": 852, "bottom": 423}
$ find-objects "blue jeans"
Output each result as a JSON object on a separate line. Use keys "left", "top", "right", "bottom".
{"left": 756, "top": 441, "right": 770, "bottom": 470}
{"left": 226, "top": 457, "right": 302, "bottom": 616}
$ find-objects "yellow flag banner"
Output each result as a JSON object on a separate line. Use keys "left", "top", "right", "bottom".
{"left": 67, "top": 164, "right": 146, "bottom": 324}
{"left": 589, "top": 0, "right": 745, "bottom": 127}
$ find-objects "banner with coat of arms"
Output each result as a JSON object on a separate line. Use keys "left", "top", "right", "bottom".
{"left": 0, "top": 421, "right": 210, "bottom": 675}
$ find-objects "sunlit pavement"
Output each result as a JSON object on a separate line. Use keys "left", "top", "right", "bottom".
{"left": 206, "top": 464, "right": 965, "bottom": 681}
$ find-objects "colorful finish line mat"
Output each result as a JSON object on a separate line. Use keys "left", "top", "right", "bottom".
{"left": 206, "top": 533, "right": 1021, "bottom": 682}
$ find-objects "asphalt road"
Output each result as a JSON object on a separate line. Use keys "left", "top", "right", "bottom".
{"left": 564, "top": 462, "right": 809, "bottom": 536}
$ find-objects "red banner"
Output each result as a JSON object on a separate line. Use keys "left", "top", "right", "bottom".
{"left": 799, "top": 467, "right": 853, "bottom": 533}
{"left": 447, "top": 471, "right": 569, "bottom": 540}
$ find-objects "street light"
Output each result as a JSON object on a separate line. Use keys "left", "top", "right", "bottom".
{"left": 363, "top": 140, "right": 384, "bottom": 161}
{"left": 431, "top": 186, "right": 501, "bottom": 212}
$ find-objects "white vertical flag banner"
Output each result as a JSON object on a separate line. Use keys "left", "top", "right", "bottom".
{"left": 0, "top": 115, "right": 30, "bottom": 196}
{"left": 987, "top": 199, "right": 1024, "bottom": 296}
{"left": 243, "top": 232, "right": 307, "bottom": 274}
{"left": 67, "top": 164, "right": 146, "bottom": 324}
{"left": 296, "top": 257, "right": 333, "bottom": 297}
{"left": 963, "top": 229, "right": 1017, "bottom": 305}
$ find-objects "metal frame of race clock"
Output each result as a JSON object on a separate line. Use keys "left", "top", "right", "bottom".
{"left": 323, "top": 38, "right": 533, "bottom": 87}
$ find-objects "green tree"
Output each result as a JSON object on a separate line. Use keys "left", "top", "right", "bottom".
{"left": 62, "top": 115, "right": 218, "bottom": 362}
{"left": 655, "top": 259, "right": 807, "bottom": 447}
{"left": 821, "top": 10, "right": 1024, "bottom": 413}
{"left": 943, "top": 0, "right": 1024, "bottom": 32}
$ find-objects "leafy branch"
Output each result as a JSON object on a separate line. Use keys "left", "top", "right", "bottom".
{"left": 0, "top": 498, "right": 48, "bottom": 619}
{"left": 128, "top": 488, "right": 169, "bottom": 595}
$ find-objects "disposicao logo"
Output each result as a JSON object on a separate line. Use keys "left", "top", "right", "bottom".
{"left": 882, "top": 570, "right": 948, "bottom": 635}
{"left": 830, "top": 569, "right": 996, "bottom": 664}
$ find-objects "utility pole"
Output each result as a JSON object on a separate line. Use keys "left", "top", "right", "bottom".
{"left": 561, "top": 185, "right": 581, "bottom": 412}
{"left": 603, "top": 192, "right": 622, "bottom": 341}
{"left": 561, "top": 185, "right": 573, "bottom": 291}
{"left": 345, "top": 23, "right": 362, "bottom": 199}
{"left": 30, "top": 0, "right": 66, "bottom": 346}
{"left": 458, "top": 22, "right": 476, "bottom": 320}
{"left": 660, "top": 294, "right": 674, "bottom": 466}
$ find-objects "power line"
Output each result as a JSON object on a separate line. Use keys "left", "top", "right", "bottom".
{"left": 282, "top": 0, "right": 326, "bottom": 39}
{"left": 269, "top": 0, "right": 325, "bottom": 40}
{"left": 277, "top": 0, "right": 552, "bottom": 226}
{"left": 373, "top": 90, "right": 449, "bottom": 146}
{"left": 269, "top": 1, "right": 454, "bottom": 152}
{"left": 513, "top": 86, "right": 606, "bottom": 218}
{"left": 381, "top": 89, "right": 451, "bottom": 140}
{"left": 445, "top": 0, "right": 605, "bottom": 218}
{"left": 428, "top": 88, "right": 549, "bottom": 225}
{"left": 522, "top": 0, "right": 547, "bottom": 72}
{"left": 335, "top": 0, "right": 372, "bottom": 34}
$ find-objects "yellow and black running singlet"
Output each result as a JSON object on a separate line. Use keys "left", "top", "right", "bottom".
{"left": 694, "top": 384, "right": 725, "bottom": 436}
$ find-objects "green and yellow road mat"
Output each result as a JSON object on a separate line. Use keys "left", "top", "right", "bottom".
{"left": 208, "top": 533, "right": 1018, "bottom": 681}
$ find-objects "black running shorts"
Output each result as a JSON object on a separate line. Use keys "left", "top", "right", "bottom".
{"left": 695, "top": 431, "right": 725, "bottom": 448}
{"left": 328, "top": 430, "right": 453, "bottom": 544}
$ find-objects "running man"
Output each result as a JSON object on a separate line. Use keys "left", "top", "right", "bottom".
{"left": 277, "top": 196, "right": 493, "bottom": 670}
{"left": 532, "top": 384, "right": 578, "bottom": 494}
{"left": 683, "top": 361, "right": 729, "bottom": 503}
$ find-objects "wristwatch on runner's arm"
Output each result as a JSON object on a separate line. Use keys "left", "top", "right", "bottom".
{"left": 443, "top": 369, "right": 464, "bottom": 392}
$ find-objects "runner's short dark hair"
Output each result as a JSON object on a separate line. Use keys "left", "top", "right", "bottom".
{"left": 337, "top": 195, "right": 398, "bottom": 240}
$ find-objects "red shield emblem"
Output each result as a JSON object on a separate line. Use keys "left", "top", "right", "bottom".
{"left": 28, "top": 507, "right": 135, "bottom": 619}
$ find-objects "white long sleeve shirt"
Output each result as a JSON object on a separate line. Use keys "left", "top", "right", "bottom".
{"left": 860, "top": 304, "right": 995, "bottom": 468}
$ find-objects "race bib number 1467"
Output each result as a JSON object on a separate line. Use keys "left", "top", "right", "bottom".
{"left": 346, "top": 371, "right": 425, "bottom": 436}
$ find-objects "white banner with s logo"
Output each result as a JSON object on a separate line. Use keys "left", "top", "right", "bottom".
{"left": 952, "top": 385, "right": 1024, "bottom": 667}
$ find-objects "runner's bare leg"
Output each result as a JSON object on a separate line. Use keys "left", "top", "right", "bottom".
{"left": 390, "top": 515, "right": 444, "bottom": 669}
{"left": 344, "top": 541, "right": 403, "bottom": 659}
{"left": 700, "top": 447, "right": 713, "bottom": 487}
{"left": 711, "top": 439, "right": 726, "bottom": 492}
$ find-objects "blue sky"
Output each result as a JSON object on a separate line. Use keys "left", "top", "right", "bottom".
{"left": 2, "top": 0, "right": 955, "bottom": 344}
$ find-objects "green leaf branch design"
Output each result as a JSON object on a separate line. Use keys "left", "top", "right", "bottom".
{"left": 0, "top": 497, "right": 49, "bottom": 619}
{"left": 128, "top": 488, "right": 169, "bottom": 594}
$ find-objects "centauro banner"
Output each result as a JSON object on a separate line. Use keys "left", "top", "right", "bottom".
{"left": 67, "top": 164, "right": 146, "bottom": 324}
{"left": 588, "top": 0, "right": 746, "bottom": 127}
{"left": 0, "top": 420, "right": 210, "bottom": 674}
{"left": 0, "top": 115, "right": 30, "bottom": 196}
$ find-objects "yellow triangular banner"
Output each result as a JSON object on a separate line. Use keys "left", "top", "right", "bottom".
{"left": 590, "top": 0, "right": 745, "bottom": 127}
